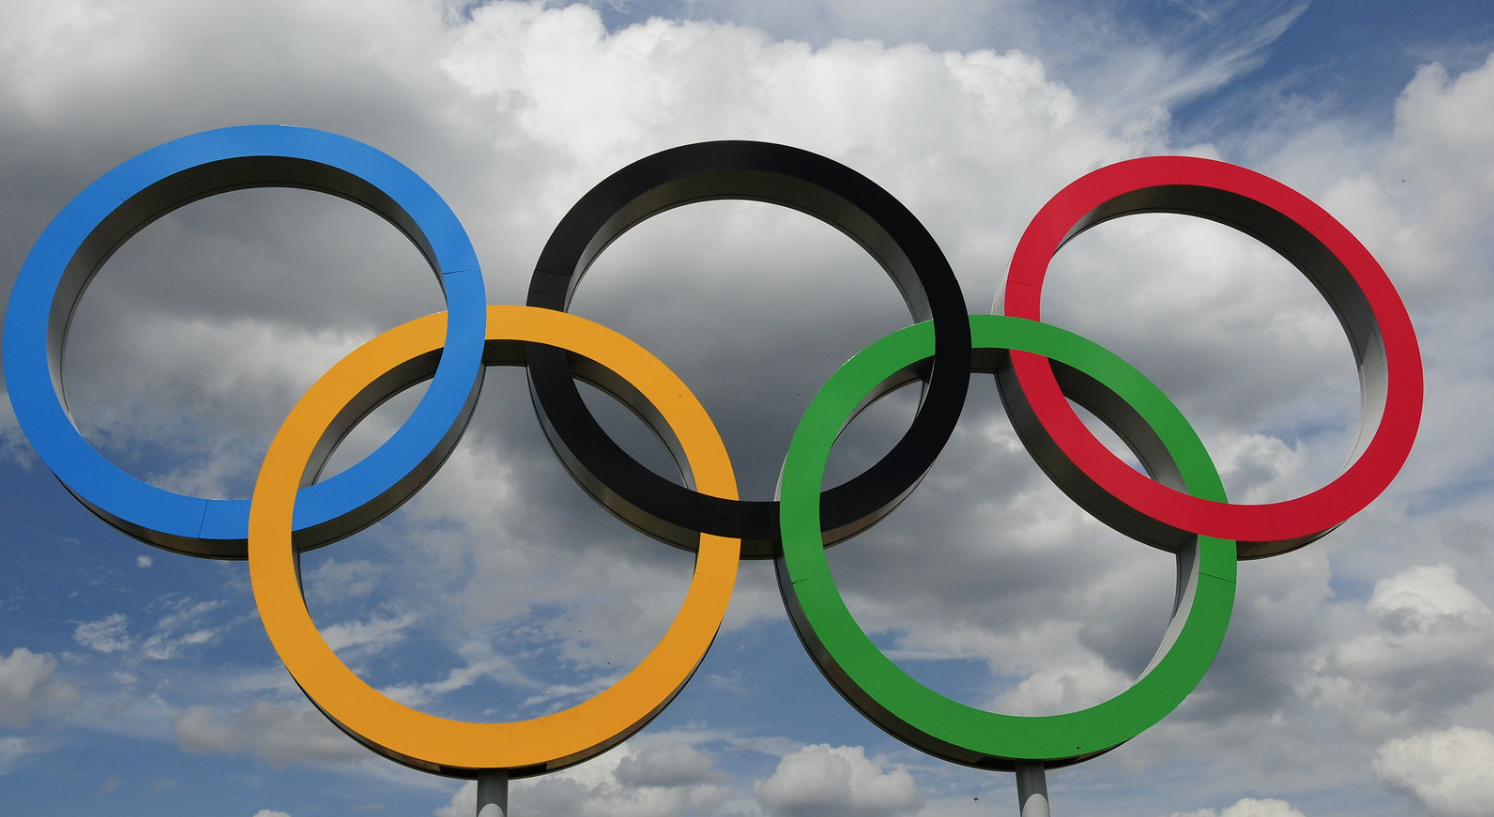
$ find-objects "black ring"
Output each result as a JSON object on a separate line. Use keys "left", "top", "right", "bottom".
{"left": 526, "top": 141, "right": 970, "bottom": 558}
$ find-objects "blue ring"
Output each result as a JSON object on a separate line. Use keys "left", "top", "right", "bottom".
{"left": 3, "top": 126, "right": 486, "bottom": 557}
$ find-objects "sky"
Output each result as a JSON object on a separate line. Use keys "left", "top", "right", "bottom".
{"left": 2, "top": 1, "right": 1494, "bottom": 816}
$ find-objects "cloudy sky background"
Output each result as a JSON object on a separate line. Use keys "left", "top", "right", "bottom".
{"left": 2, "top": 1, "right": 1494, "bottom": 815}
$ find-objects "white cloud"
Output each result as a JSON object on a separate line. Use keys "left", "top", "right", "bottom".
{"left": 518, "top": 773, "right": 730, "bottom": 817}
{"left": 1363, "top": 562, "right": 1491, "bottom": 637}
{"left": 148, "top": 598, "right": 223, "bottom": 651}
{"left": 306, "top": 558, "right": 385, "bottom": 605}
{"left": 754, "top": 744, "right": 922, "bottom": 817}
{"left": 253, "top": 811, "right": 295, "bottom": 817}
{"left": 0, "top": 736, "right": 49, "bottom": 775}
{"left": 73, "top": 614, "right": 134, "bottom": 654}
{"left": 1165, "top": 797, "right": 1307, "bottom": 817}
{"left": 615, "top": 743, "right": 728, "bottom": 788}
{"left": 321, "top": 611, "right": 419, "bottom": 655}
{"left": 379, "top": 649, "right": 535, "bottom": 710}
{"left": 433, "top": 783, "right": 477, "bottom": 817}
{"left": 1309, "top": 564, "right": 1494, "bottom": 722}
{"left": 141, "top": 626, "right": 220, "bottom": 661}
{"left": 0, "top": 647, "right": 78, "bottom": 727}
{"left": 1386, "top": 54, "right": 1494, "bottom": 278}
{"left": 1374, "top": 726, "right": 1494, "bottom": 817}
{"left": 72, "top": 599, "right": 230, "bottom": 662}
{"left": 434, "top": 739, "right": 731, "bottom": 817}
{"left": 657, "top": 0, "right": 1309, "bottom": 124}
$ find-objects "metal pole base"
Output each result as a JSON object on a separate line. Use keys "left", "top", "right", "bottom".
{"left": 477, "top": 768, "right": 509, "bottom": 817}
{"left": 1015, "top": 761, "right": 1050, "bottom": 817}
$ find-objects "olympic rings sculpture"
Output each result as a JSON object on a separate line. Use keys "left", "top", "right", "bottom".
{"left": 4, "top": 126, "right": 1423, "bottom": 778}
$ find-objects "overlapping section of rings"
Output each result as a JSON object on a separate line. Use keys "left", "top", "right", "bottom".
{"left": 525, "top": 140, "right": 971, "bottom": 558}
{"left": 2, "top": 125, "right": 487, "bottom": 558}
{"left": 777, "top": 316, "right": 1236, "bottom": 769}
{"left": 4, "top": 129, "right": 1422, "bottom": 776}
{"left": 250, "top": 305, "right": 739, "bottom": 776}
{"left": 1001, "top": 156, "right": 1423, "bottom": 558}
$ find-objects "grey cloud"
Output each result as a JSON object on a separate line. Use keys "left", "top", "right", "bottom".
{"left": 615, "top": 743, "right": 728, "bottom": 787}
{"left": 306, "top": 558, "right": 386, "bottom": 606}
{"left": 3, "top": 3, "right": 1493, "bottom": 816}
{"left": 0, "top": 648, "right": 79, "bottom": 728}
{"left": 1310, "top": 563, "right": 1494, "bottom": 722}
{"left": 171, "top": 701, "right": 368, "bottom": 768}
{"left": 754, "top": 744, "right": 922, "bottom": 817}
{"left": 171, "top": 704, "right": 243, "bottom": 754}
{"left": 0, "top": 736, "right": 51, "bottom": 775}
{"left": 1374, "top": 726, "right": 1494, "bottom": 817}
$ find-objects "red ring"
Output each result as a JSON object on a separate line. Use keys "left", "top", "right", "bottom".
{"left": 1001, "top": 156, "right": 1423, "bottom": 557}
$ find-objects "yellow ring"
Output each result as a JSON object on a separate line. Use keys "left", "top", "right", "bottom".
{"left": 248, "top": 305, "right": 739, "bottom": 775}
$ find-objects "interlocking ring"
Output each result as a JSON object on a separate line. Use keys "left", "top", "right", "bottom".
{"left": 2, "top": 125, "right": 487, "bottom": 557}
{"left": 251, "top": 305, "right": 737, "bottom": 776}
{"left": 5, "top": 129, "right": 1422, "bottom": 778}
{"left": 526, "top": 141, "right": 971, "bottom": 558}
{"left": 1001, "top": 156, "right": 1424, "bottom": 558}
{"left": 777, "top": 315, "right": 1234, "bottom": 769}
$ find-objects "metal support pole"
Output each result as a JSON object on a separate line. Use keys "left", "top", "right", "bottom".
{"left": 1015, "top": 761, "right": 1050, "bottom": 817}
{"left": 477, "top": 768, "right": 509, "bottom": 817}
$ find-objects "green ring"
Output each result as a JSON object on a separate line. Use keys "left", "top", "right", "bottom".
{"left": 776, "top": 315, "right": 1237, "bottom": 768}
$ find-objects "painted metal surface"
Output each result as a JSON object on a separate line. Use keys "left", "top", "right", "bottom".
{"left": 249, "top": 306, "right": 737, "bottom": 776}
{"left": 2, "top": 125, "right": 487, "bottom": 557}
{"left": 776, "top": 315, "right": 1235, "bottom": 768}
{"left": 525, "top": 140, "right": 971, "bottom": 557}
{"left": 1001, "top": 156, "right": 1423, "bottom": 557}
{"left": 5, "top": 129, "right": 1423, "bottom": 796}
